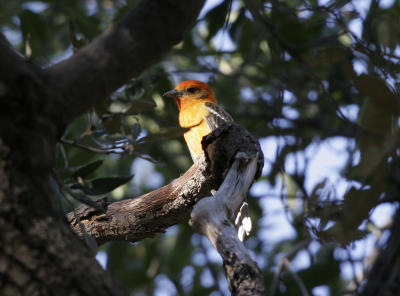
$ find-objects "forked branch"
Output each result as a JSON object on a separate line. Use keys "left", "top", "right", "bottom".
{"left": 190, "top": 153, "right": 265, "bottom": 295}
{"left": 68, "top": 123, "right": 265, "bottom": 294}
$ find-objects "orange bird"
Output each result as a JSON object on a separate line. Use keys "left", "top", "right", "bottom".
{"left": 163, "top": 80, "right": 233, "bottom": 162}
{"left": 164, "top": 80, "right": 251, "bottom": 240}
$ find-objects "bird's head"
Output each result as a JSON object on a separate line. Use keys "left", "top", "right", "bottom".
{"left": 163, "top": 80, "right": 217, "bottom": 110}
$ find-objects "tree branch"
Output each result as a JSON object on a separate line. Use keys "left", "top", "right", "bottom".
{"left": 67, "top": 123, "right": 263, "bottom": 245}
{"left": 190, "top": 153, "right": 265, "bottom": 295}
{"left": 0, "top": 34, "right": 34, "bottom": 85}
{"left": 68, "top": 158, "right": 213, "bottom": 245}
{"left": 46, "top": 0, "right": 205, "bottom": 125}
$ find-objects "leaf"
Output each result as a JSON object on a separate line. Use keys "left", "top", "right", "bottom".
{"left": 72, "top": 160, "right": 103, "bottom": 179}
{"left": 68, "top": 11, "right": 101, "bottom": 40}
{"left": 79, "top": 222, "right": 98, "bottom": 256}
{"left": 316, "top": 171, "right": 385, "bottom": 245}
{"left": 94, "top": 99, "right": 110, "bottom": 119}
{"left": 377, "top": 13, "right": 400, "bottom": 50}
{"left": 238, "top": 17, "right": 255, "bottom": 53}
{"left": 282, "top": 172, "right": 298, "bottom": 202}
{"left": 205, "top": 0, "right": 230, "bottom": 41}
{"left": 68, "top": 190, "right": 106, "bottom": 213}
{"left": 308, "top": 47, "right": 351, "bottom": 68}
{"left": 131, "top": 122, "right": 142, "bottom": 140}
{"left": 308, "top": 179, "right": 328, "bottom": 212}
{"left": 103, "top": 115, "right": 121, "bottom": 134}
{"left": 68, "top": 20, "right": 86, "bottom": 51}
{"left": 354, "top": 74, "right": 398, "bottom": 112}
{"left": 19, "top": 9, "right": 47, "bottom": 40}
{"left": 136, "top": 127, "right": 188, "bottom": 144}
{"left": 71, "top": 175, "right": 133, "bottom": 195}
{"left": 125, "top": 100, "right": 156, "bottom": 115}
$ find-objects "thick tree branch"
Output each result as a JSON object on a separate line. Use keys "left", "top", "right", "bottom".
{"left": 0, "top": 34, "right": 37, "bottom": 86}
{"left": 68, "top": 158, "right": 214, "bottom": 245}
{"left": 46, "top": 0, "right": 205, "bottom": 125}
{"left": 67, "top": 123, "right": 264, "bottom": 246}
{"left": 68, "top": 123, "right": 264, "bottom": 295}
{"left": 190, "top": 154, "right": 265, "bottom": 295}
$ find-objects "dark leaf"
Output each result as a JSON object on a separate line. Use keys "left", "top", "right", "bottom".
{"left": 68, "top": 20, "right": 86, "bottom": 51}
{"left": 72, "top": 160, "right": 104, "bottom": 179}
{"left": 205, "top": 0, "right": 230, "bottom": 41}
{"left": 136, "top": 127, "right": 188, "bottom": 144}
{"left": 71, "top": 175, "right": 133, "bottom": 195}
{"left": 68, "top": 190, "right": 106, "bottom": 213}
{"left": 125, "top": 100, "right": 156, "bottom": 115}
{"left": 103, "top": 115, "right": 122, "bottom": 134}
{"left": 79, "top": 222, "right": 98, "bottom": 256}
{"left": 131, "top": 122, "right": 142, "bottom": 140}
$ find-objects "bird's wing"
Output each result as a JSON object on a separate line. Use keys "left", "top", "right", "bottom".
{"left": 203, "top": 102, "right": 252, "bottom": 240}
{"left": 203, "top": 102, "right": 233, "bottom": 131}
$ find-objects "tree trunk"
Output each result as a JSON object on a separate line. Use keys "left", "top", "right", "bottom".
{"left": 0, "top": 0, "right": 205, "bottom": 294}
{"left": 0, "top": 59, "right": 125, "bottom": 295}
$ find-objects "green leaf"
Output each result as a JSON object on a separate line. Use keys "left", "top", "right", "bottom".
{"left": 72, "top": 160, "right": 104, "bottom": 179}
{"left": 103, "top": 115, "right": 122, "bottom": 134}
{"left": 137, "top": 127, "right": 188, "bottom": 143}
{"left": 237, "top": 17, "right": 255, "bottom": 53}
{"left": 125, "top": 100, "right": 156, "bottom": 115}
{"left": 131, "top": 122, "right": 142, "bottom": 140}
{"left": 205, "top": 0, "right": 230, "bottom": 41}
{"left": 307, "top": 179, "right": 327, "bottom": 212}
{"left": 68, "top": 190, "right": 106, "bottom": 213}
{"left": 79, "top": 222, "right": 98, "bottom": 256}
{"left": 71, "top": 175, "right": 133, "bottom": 195}
{"left": 68, "top": 20, "right": 86, "bottom": 51}
{"left": 281, "top": 172, "right": 298, "bottom": 201}
{"left": 355, "top": 74, "right": 398, "bottom": 112}
{"left": 376, "top": 13, "right": 400, "bottom": 50}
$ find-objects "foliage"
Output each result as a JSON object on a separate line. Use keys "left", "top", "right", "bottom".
{"left": 2, "top": 0, "right": 400, "bottom": 295}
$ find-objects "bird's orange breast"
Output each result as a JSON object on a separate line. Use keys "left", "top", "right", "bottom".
{"left": 178, "top": 100, "right": 212, "bottom": 160}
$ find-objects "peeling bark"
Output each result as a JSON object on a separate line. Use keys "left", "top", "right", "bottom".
{"left": 67, "top": 157, "right": 213, "bottom": 245}
{"left": 66, "top": 122, "right": 266, "bottom": 295}
{"left": 190, "top": 152, "right": 265, "bottom": 295}
{"left": 67, "top": 123, "right": 263, "bottom": 245}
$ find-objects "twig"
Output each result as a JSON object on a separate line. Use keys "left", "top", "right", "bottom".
{"left": 270, "top": 256, "right": 286, "bottom": 296}
{"left": 271, "top": 257, "right": 310, "bottom": 296}
{"left": 61, "top": 138, "right": 123, "bottom": 154}
{"left": 282, "top": 258, "right": 310, "bottom": 296}
{"left": 60, "top": 138, "right": 157, "bottom": 163}
{"left": 270, "top": 240, "right": 310, "bottom": 296}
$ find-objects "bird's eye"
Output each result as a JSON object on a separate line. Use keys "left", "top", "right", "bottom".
{"left": 187, "top": 87, "right": 198, "bottom": 94}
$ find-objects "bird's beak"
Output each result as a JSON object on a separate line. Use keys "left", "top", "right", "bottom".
{"left": 163, "top": 89, "right": 182, "bottom": 98}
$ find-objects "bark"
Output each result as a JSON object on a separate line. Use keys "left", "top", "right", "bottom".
{"left": 0, "top": 0, "right": 204, "bottom": 295}
{"left": 67, "top": 123, "right": 264, "bottom": 246}
{"left": 46, "top": 0, "right": 205, "bottom": 125}
{"left": 67, "top": 122, "right": 265, "bottom": 295}
{"left": 190, "top": 140, "right": 265, "bottom": 295}
{"left": 67, "top": 158, "right": 213, "bottom": 245}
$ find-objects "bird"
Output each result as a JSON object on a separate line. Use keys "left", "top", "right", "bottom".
{"left": 163, "top": 80, "right": 232, "bottom": 162}
{"left": 163, "top": 80, "right": 251, "bottom": 240}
